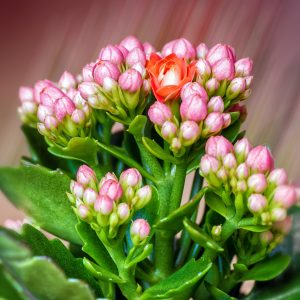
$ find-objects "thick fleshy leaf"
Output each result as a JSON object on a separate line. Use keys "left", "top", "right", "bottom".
{"left": 238, "top": 224, "right": 271, "bottom": 232}
{"left": 222, "top": 119, "right": 241, "bottom": 142}
{"left": 127, "top": 115, "right": 147, "bottom": 140}
{"left": 154, "top": 188, "right": 207, "bottom": 231}
{"left": 140, "top": 258, "right": 212, "bottom": 299}
{"left": 0, "top": 164, "right": 80, "bottom": 244}
{"left": 240, "top": 254, "right": 291, "bottom": 282}
{"left": 205, "top": 281, "right": 236, "bottom": 300}
{"left": 48, "top": 137, "right": 99, "bottom": 166}
{"left": 183, "top": 218, "right": 224, "bottom": 252}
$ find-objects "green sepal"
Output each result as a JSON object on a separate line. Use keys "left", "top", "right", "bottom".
{"left": 125, "top": 244, "right": 153, "bottom": 269}
{"left": 183, "top": 218, "right": 224, "bottom": 253}
{"left": 205, "top": 281, "right": 237, "bottom": 300}
{"left": 140, "top": 258, "right": 212, "bottom": 299}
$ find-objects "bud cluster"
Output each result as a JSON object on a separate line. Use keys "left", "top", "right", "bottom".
{"left": 200, "top": 136, "right": 296, "bottom": 241}
{"left": 78, "top": 36, "right": 154, "bottom": 124}
{"left": 148, "top": 82, "right": 231, "bottom": 156}
{"left": 68, "top": 165, "right": 152, "bottom": 241}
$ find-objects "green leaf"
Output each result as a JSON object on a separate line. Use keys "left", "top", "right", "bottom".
{"left": 14, "top": 257, "right": 95, "bottom": 300}
{"left": 48, "top": 137, "right": 99, "bottom": 166}
{"left": 142, "top": 137, "right": 180, "bottom": 164}
{"left": 127, "top": 115, "right": 147, "bottom": 141}
{"left": 238, "top": 224, "right": 271, "bottom": 232}
{"left": 125, "top": 244, "right": 153, "bottom": 268}
{"left": 0, "top": 164, "right": 80, "bottom": 244}
{"left": 240, "top": 254, "right": 291, "bottom": 282}
{"left": 76, "top": 222, "right": 118, "bottom": 274}
{"left": 205, "top": 281, "right": 236, "bottom": 300}
{"left": 140, "top": 258, "right": 212, "bottom": 299}
{"left": 205, "top": 191, "right": 235, "bottom": 220}
{"left": 222, "top": 120, "right": 241, "bottom": 142}
{"left": 183, "top": 218, "right": 224, "bottom": 252}
{"left": 154, "top": 188, "right": 207, "bottom": 231}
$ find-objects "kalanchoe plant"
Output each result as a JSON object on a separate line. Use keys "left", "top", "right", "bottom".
{"left": 1, "top": 35, "right": 300, "bottom": 300}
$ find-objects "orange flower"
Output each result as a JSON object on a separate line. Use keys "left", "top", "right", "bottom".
{"left": 146, "top": 53, "right": 195, "bottom": 102}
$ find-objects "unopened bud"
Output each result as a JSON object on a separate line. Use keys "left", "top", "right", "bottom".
{"left": 223, "top": 153, "right": 237, "bottom": 169}
{"left": 212, "top": 58, "right": 235, "bottom": 81}
{"left": 180, "top": 121, "right": 201, "bottom": 146}
{"left": 180, "top": 94, "right": 207, "bottom": 122}
{"left": 273, "top": 185, "right": 296, "bottom": 208}
{"left": 207, "top": 96, "right": 224, "bottom": 113}
{"left": 236, "top": 180, "right": 247, "bottom": 192}
{"left": 130, "top": 219, "right": 151, "bottom": 245}
{"left": 148, "top": 101, "right": 172, "bottom": 126}
{"left": 126, "top": 48, "right": 146, "bottom": 67}
{"left": 94, "top": 195, "right": 114, "bottom": 215}
{"left": 120, "top": 168, "right": 142, "bottom": 189}
{"left": 59, "top": 71, "right": 76, "bottom": 90}
{"left": 162, "top": 38, "right": 196, "bottom": 59}
{"left": 117, "top": 203, "right": 130, "bottom": 224}
{"left": 98, "top": 45, "right": 124, "bottom": 65}
{"left": 236, "top": 163, "right": 249, "bottom": 179}
{"left": 135, "top": 185, "right": 152, "bottom": 210}
{"left": 206, "top": 43, "right": 236, "bottom": 66}
{"left": 70, "top": 180, "right": 85, "bottom": 199}
{"left": 203, "top": 112, "right": 224, "bottom": 135}
{"left": 205, "top": 136, "right": 233, "bottom": 159}
{"left": 246, "top": 146, "right": 274, "bottom": 174}
{"left": 78, "top": 205, "right": 90, "bottom": 219}
{"left": 226, "top": 77, "right": 246, "bottom": 100}
{"left": 235, "top": 58, "right": 253, "bottom": 77}
{"left": 77, "top": 165, "right": 97, "bottom": 188}
{"left": 196, "top": 43, "right": 208, "bottom": 59}
{"left": 71, "top": 109, "right": 86, "bottom": 125}
{"left": 54, "top": 96, "right": 75, "bottom": 121}
{"left": 234, "top": 138, "right": 252, "bottom": 163}
{"left": 143, "top": 42, "right": 156, "bottom": 59}
{"left": 268, "top": 169, "right": 288, "bottom": 186}
{"left": 271, "top": 208, "right": 287, "bottom": 222}
{"left": 83, "top": 188, "right": 97, "bottom": 205}
{"left": 248, "top": 174, "right": 267, "bottom": 193}
{"left": 93, "top": 60, "right": 120, "bottom": 86}
{"left": 181, "top": 82, "right": 208, "bottom": 102}
{"left": 118, "top": 69, "right": 143, "bottom": 93}
{"left": 120, "top": 35, "right": 143, "bottom": 51}
{"left": 170, "top": 137, "right": 182, "bottom": 153}
{"left": 200, "top": 154, "right": 220, "bottom": 175}
{"left": 82, "top": 63, "right": 95, "bottom": 82}
{"left": 205, "top": 78, "right": 219, "bottom": 96}
{"left": 161, "top": 121, "right": 177, "bottom": 140}
{"left": 100, "top": 179, "right": 123, "bottom": 202}
{"left": 248, "top": 194, "right": 267, "bottom": 213}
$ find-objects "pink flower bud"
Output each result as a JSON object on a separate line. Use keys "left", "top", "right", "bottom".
{"left": 71, "top": 109, "right": 85, "bottom": 125}
{"left": 235, "top": 58, "right": 253, "bottom": 77}
{"left": 70, "top": 180, "right": 84, "bottom": 198}
{"left": 117, "top": 203, "right": 130, "bottom": 222}
{"left": 205, "top": 78, "right": 219, "bottom": 95}
{"left": 143, "top": 79, "right": 151, "bottom": 93}
{"left": 271, "top": 208, "right": 287, "bottom": 222}
{"left": 171, "top": 137, "right": 182, "bottom": 153}
{"left": 131, "top": 63, "right": 146, "bottom": 77}
{"left": 99, "top": 172, "right": 118, "bottom": 188}
{"left": 126, "top": 48, "right": 146, "bottom": 67}
{"left": 83, "top": 188, "right": 97, "bottom": 205}
{"left": 34, "top": 80, "right": 54, "bottom": 103}
{"left": 212, "top": 58, "right": 235, "bottom": 81}
{"left": 117, "top": 45, "right": 129, "bottom": 58}
{"left": 54, "top": 96, "right": 75, "bottom": 121}
{"left": 234, "top": 138, "right": 252, "bottom": 162}
{"left": 236, "top": 180, "right": 247, "bottom": 192}
{"left": 181, "top": 82, "right": 208, "bottom": 102}
{"left": 100, "top": 179, "right": 123, "bottom": 202}
{"left": 196, "top": 43, "right": 208, "bottom": 59}
{"left": 118, "top": 69, "right": 143, "bottom": 92}
{"left": 204, "top": 112, "right": 224, "bottom": 134}
{"left": 44, "top": 115, "right": 58, "bottom": 130}
{"left": 273, "top": 216, "right": 292, "bottom": 234}
{"left": 136, "top": 185, "right": 152, "bottom": 204}
{"left": 180, "top": 94, "right": 207, "bottom": 122}
{"left": 200, "top": 154, "right": 220, "bottom": 175}
{"left": 120, "top": 168, "right": 142, "bottom": 188}
{"left": 248, "top": 174, "right": 267, "bottom": 193}
{"left": 19, "top": 87, "right": 34, "bottom": 102}
{"left": 206, "top": 43, "right": 236, "bottom": 66}
{"left": 222, "top": 113, "right": 231, "bottom": 128}
{"left": 195, "top": 59, "right": 211, "bottom": 79}
{"left": 78, "top": 82, "right": 99, "bottom": 99}
{"left": 268, "top": 169, "right": 288, "bottom": 186}
{"left": 245, "top": 76, "right": 253, "bottom": 89}
{"left": 217, "top": 167, "right": 228, "bottom": 181}
{"left": 223, "top": 153, "right": 237, "bottom": 169}
{"left": 37, "top": 105, "right": 53, "bottom": 122}
{"left": 161, "top": 121, "right": 177, "bottom": 140}
{"left": 82, "top": 63, "right": 95, "bottom": 82}
{"left": 143, "top": 42, "right": 156, "bottom": 59}
{"left": 148, "top": 101, "right": 172, "bottom": 126}
{"left": 59, "top": 71, "right": 76, "bottom": 90}
{"left": 94, "top": 195, "right": 114, "bottom": 215}
{"left": 260, "top": 231, "right": 273, "bottom": 244}
{"left": 130, "top": 219, "right": 150, "bottom": 245}
{"left": 162, "top": 38, "right": 195, "bottom": 59}
{"left": 93, "top": 60, "right": 120, "bottom": 86}
{"left": 98, "top": 45, "right": 124, "bottom": 65}
{"left": 180, "top": 121, "right": 200, "bottom": 146}
{"left": 78, "top": 205, "right": 89, "bottom": 219}
{"left": 40, "top": 86, "right": 65, "bottom": 107}
{"left": 246, "top": 146, "right": 274, "bottom": 173}
{"left": 273, "top": 185, "right": 296, "bottom": 208}
{"left": 120, "top": 35, "right": 143, "bottom": 51}
{"left": 236, "top": 163, "right": 249, "bottom": 179}
{"left": 77, "top": 165, "right": 97, "bottom": 188}
{"left": 205, "top": 136, "right": 233, "bottom": 159}
{"left": 21, "top": 101, "right": 38, "bottom": 115}
{"left": 207, "top": 96, "right": 224, "bottom": 113}
{"left": 248, "top": 194, "right": 267, "bottom": 213}
{"left": 226, "top": 77, "right": 246, "bottom": 98}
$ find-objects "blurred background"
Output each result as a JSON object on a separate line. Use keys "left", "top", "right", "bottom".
{"left": 1, "top": 0, "right": 300, "bottom": 223}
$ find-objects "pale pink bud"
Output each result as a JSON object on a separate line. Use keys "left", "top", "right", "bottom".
{"left": 248, "top": 194, "right": 267, "bottom": 213}
{"left": 120, "top": 168, "right": 142, "bottom": 188}
{"left": 78, "top": 205, "right": 89, "bottom": 219}
{"left": 161, "top": 121, "right": 177, "bottom": 140}
{"left": 222, "top": 113, "right": 231, "bottom": 128}
{"left": 180, "top": 121, "right": 200, "bottom": 146}
{"left": 173, "top": 38, "right": 196, "bottom": 59}
{"left": 19, "top": 87, "right": 34, "bottom": 102}
{"left": 44, "top": 115, "right": 58, "bottom": 130}
{"left": 143, "top": 79, "right": 151, "bottom": 93}
{"left": 235, "top": 58, "right": 253, "bottom": 77}
{"left": 180, "top": 94, "right": 207, "bottom": 122}
{"left": 236, "top": 180, "right": 247, "bottom": 192}
{"left": 78, "top": 82, "right": 99, "bottom": 99}
{"left": 207, "top": 96, "right": 224, "bottom": 113}
{"left": 82, "top": 63, "right": 95, "bottom": 82}
{"left": 245, "top": 76, "right": 253, "bottom": 89}
{"left": 93, "top": 60, "right": 120, "bottom": 86}
{"left": 100, "top": 179, "right": 123, "bottom": 202}
{"left": 67, "top": 88, "right": 77, "bottom": 99}
{"left": 236, "top": 163, "right": 249, "bottom": 179}
{"left": 204, "top": 112, "right": 224, "bottom": 134}
{"left": 161, "top": 40, "right": 175, "bottom": 57}
{"left": 22, "top": 101, "right": 37, "bottom": 114}
{"left": 268, "top": 169, "right": 288, "bottom": 186}
{"left": 34, "top": 80, "right": 54, "bottom": 103}
{"left": 273, "top": 185, "right": 297, "bottom": 208}
{"left": 117, "top": 45, "right": 129, "bottom": 58}
{"left": 171, "top": 137, "right": 182, "bottom": 153}
{"left": 99, "top": 172, "right": 118, "bottom": 188}
{"left": 120, "top": 35, "right": 143, "bottom": 51}
{"left": 248, "top": 174, "right": 267, "bottom": 193}
{"left": 70, "top": 180, "right": 84, "bottom": 198}
{"left": 40, "top": 86, "right": 65, "bottom": 107}
{"left": 273, "top": 216, "right": 293, "bottom": 234}
{"left": 196, "top": 43, "right": 208, "bottom": 59}
{"left": 206, "top": 43, "right": 236, "bottom": 66}
{"left": 195, "top": 59, "right": 211, "bottom": 79}
{"left": 260, "top": 231, "right": 273, "bottom": 244}
{"left": 37, "top": 105, "right": 53, "bottom": 122}
{"left": 130, "top": 219, "right": 150, "bottom": 245}
{"left": 4, "top": 219, "right": 24, "bottom": 232}
{"left": 212, "top": 58, "right": 235, "bottom": 81}
{"left": 37, "top": 123, "right": 48, "bottom": 135}
{"left": 59, "top": 71, "right": 76, "bottom": 90}
{"left": 131, "top": 62, "right": 146, "bottom": 77}
{"left": 205, "top": 136, "right": 233, "bottom": 159}
{"left": 143, "top": 42, "right": 156, "bottom": 59}
{"left": 118, "top": 69, "right": 143, "bottom": 92}
{"left": 200, "top": 154, "right": 220, "bottom": 175}
{"left": 205, "top": 78, "right": 219, "bottom": 95}
{"left": 223, "top": 153, "right": 237, "bottom": 169}
{"left": 271, "top": 208, "right": 287, "bottom": 222}
{"left": 246, "top": 146, "right": 274, "bottom": 173}
{"left": 126, "top": 48, "right": 146, "bottom": 67}
{"left": 77, "top": 165, "right": 97, "bottom": 187}
{"left": 217, "top": 167, "right": 228, "bottom": 181}
{"left": 54, "top": 96, "right": 75, "bottom": 121}
{"left": 98, "top": 45, "right": 124, "bottom": 65}
{"left": 148, "top": 101, "right": 172, "bottom": 126}
{"left": 117, "top": 203, "right": 130, "bottom": 221}
{"left": 226, "top": 77, "right": 246, "bottom": 98}
{"left": 83, "top": 188, "right": 97, "bottom": 205}
{"left": 136, "top": 185, "right": 152, "bottom": 205}
{"left": 94, "top": 195, "right": 114, "bottom": 215}
{"left": 102, "top": 77, "right": 117, "bottom": 92}
{"left": 181, "top": 82, "right": 208, "bottom": 102}
{"left": 71, "top": 109, "right": 85, "bottom": 124}
{"left": 234, "top": 138, "right": 252, "bottom": 162}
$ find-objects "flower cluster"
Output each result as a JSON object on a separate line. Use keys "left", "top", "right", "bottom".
{"left": 78, "top": 36, "right": 154, "bottom": 124}
{"left": 18, "top": 72, "right": 93, "bottom": 147}
{"left": 68, "top": 165, "right": 151, "bottom": 242}
{"left": 200, "top": 136, "right": 297, "bottom": 248}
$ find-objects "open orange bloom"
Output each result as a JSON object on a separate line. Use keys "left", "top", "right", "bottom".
{"left": 146, "top": 53, "right": 196, "bottom": 102}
